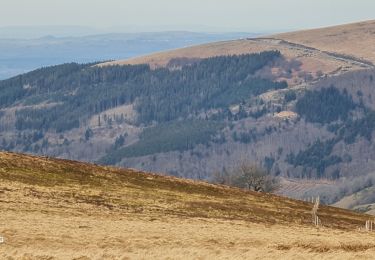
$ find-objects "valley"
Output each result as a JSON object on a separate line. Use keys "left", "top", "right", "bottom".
{"left": 2, "top": 20, "right": 375, "bottom": 215}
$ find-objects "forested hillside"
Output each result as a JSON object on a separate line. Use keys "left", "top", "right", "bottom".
{"left": 1, "top": 46, "right": 375, "bottom": 212}
{"left": 0, "top": 51, "right": 284, "bottom": 132}
{"left": 0, "top": 51, "right": 289, "bottom": 164}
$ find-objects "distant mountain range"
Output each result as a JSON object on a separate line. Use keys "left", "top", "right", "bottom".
{"left": 0, "top": 31, "right": 257, "bottom": 80}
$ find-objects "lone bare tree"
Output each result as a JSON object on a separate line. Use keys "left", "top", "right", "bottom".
{"left": 233, "top": 163, "right": 279, "bottom": 192}
{"left": 211, "top": 162, "right": 280, "bottom": 193}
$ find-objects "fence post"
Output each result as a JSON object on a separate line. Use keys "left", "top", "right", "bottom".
{"left": 311, "top": 196, "right": 321, "bottom": 227}
{"left": 364, "top": 220, "right": 373, "bottom": 232}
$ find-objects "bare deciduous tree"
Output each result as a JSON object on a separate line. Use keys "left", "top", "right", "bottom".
{"left": 211, "top": 162, "right": 280, "bottom": 193}
{"left": 233, "top": 163, "right": 280, "bottom": 192}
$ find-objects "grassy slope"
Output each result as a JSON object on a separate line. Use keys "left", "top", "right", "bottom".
{"left": 98, "top": 20, "right": 375, "bottom": 83}
{"left": 1, "top": 151, "right": 375, "bottom": 259}
{"left": 334, "top": 186, "right": 375, "bottom": 215}
{"left": 275, "top": 20, "right": 375, "bottom": 64}
{"left": 99, "top": 38, "right": 356, "bottom": 82}
{"left": 0, "top": 151, "right": 370, "bottom": 228}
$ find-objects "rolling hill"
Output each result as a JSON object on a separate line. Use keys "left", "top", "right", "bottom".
{"left": 1, "top": 151, "right": 375, "bottom": 259}
{"left": 334, "top": 186, "right": 375, "bottom": 215}
{"left": 100, "top": 20, "right": 375, "bottom": 86}
{"left": 274, "top": 20, "right": 375, "bottom": 64}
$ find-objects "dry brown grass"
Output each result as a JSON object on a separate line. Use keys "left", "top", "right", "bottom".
{"left": 98, "top": 20, "right": 375, "bottom": 86}
{"left": 274, "top": 20, "right": 375, "bottom": 64}
{"left": 1, "top": 151, "right": 375, "bottom": 259}
{"left": 2, "top": 211, "right": 375, "bottom": 260}
{"left": 99, "top": 38, "right": 358, "bottom": 87}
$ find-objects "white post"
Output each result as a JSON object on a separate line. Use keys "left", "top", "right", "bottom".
{"left": 365, "top": 220, "right": 371, "bottom": 231}
{"left": 311, "top": 196, "right": 321, "bottom": 227}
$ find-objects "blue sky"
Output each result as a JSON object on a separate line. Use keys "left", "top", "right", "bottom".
{"left": 1, "top": 0, "right": 375, "bottom": 32}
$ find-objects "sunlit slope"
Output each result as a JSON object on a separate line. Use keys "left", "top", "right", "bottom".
{"left": 275, "top": 20, "right": 375, "bottom": 64}
{"left": 0, "top": 151, "right": 371, "bottom": 228}
{"left": 99, "top": 20, "right": 375, "bottom": 83}
{"left": 334, "top": 186, "right": 375, "bottom": 215}
{"left": 1, "top": 151, "right": 375, "bottom": 259}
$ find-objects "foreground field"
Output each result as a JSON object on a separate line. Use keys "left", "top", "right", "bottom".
{"left": 1, "top": 151, "right": 375, "bottom": 259}
{"left": 3, "top": 211, "right": 375, "bottom": 259}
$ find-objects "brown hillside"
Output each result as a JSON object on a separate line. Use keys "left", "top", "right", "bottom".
{"left": 99, "top": 20, "right": 375, "bottom": 86}
{"left": 99, "top": 39, "right": 361, "bottom": 85}
{"left": 1, "top": 151, "right": 375, "bottom": 259}
{"left": 274, "top": 20, "right": 375, "bottom": 64}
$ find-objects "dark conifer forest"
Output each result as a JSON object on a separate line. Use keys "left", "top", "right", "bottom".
{"left": 0, "top": 51, "right": 285, "bottom": 132}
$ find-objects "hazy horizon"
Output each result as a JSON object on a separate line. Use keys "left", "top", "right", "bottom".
{"left": 1, "top": 0, "right": 375, "bottom": 38}
{"left": 0, "top": 25, "right": 261, "bottom": 39}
